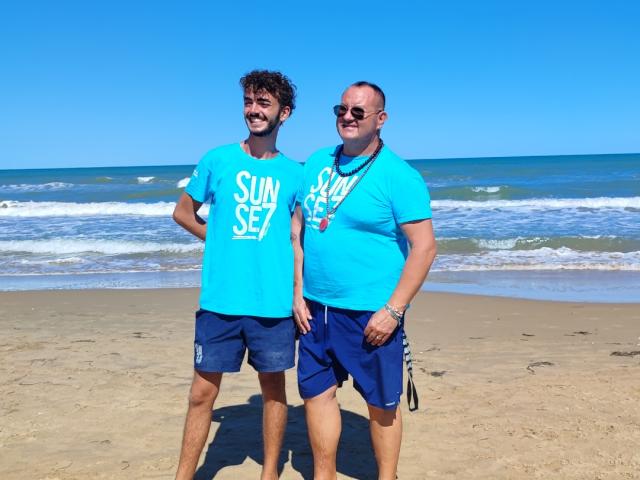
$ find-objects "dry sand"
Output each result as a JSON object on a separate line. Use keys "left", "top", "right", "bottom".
{"left": 1, "top": 289, "right": 639, "bottom": 479}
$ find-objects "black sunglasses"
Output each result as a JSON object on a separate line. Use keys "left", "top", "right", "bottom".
{"left": 333, "top": 105, "right": 382, "bottom": 121}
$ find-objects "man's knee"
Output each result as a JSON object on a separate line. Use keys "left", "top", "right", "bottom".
{"left": 367, "top": 403, "right": 400, "bottom": 427}
{"left": 188, "top": 371, "right": 221, "bottom": 408}
{"left": 311, "top": 384, "right": 338, "bottom": 401}
{"left": 258, "top": 371, "right": 286, "bottom": 399}
{"left": 304, "top": 384, "right": 338, "bottom": 410}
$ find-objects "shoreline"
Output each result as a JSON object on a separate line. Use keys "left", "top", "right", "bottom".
{"left": 2, "top": 289, "right": 639, "bottom": 479}
{"left": 0, "top": 285, "right": 638, "bottom": 306}
{"left": 2, "top": 268, "right": 639, "bottom": 304}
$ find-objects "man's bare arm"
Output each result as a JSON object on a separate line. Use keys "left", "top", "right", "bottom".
{"left": 364, "top": 218, "right": 437, "bottom": 345}
{"left": 172, "top": 192, "right": 207, "bottom": 241}
{"left": 387, "top": 218, "right": 437, "bottom": 309}
{"left": 291, "top": 206, "right": 312, "bottom": 333}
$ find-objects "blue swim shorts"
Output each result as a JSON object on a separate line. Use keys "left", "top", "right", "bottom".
{"left": 194, "top": 309, "right": 295, "bottom": 373}
{"left": 297, "top": 300, "right": 403, "bottom": 410}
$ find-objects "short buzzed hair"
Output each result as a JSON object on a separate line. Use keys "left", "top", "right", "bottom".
{"left": 240, "top": 70, "right": 297, "bottom": 114}
{"left": 351, "top": 81, "right": 386, "bottom": 109}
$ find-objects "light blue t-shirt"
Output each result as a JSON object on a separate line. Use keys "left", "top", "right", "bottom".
{"left": 299, "top": 145, "right": 432, "bottom": 311}
{"left": 185, "top": 143, "right": 302, "bottom": 317}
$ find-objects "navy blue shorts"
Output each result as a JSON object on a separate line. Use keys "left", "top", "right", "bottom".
{"left": 194, "top": 309, "right": 295, "bottom": 373}
{"left": 297, "top": 300, "right": 403, "bottom": 410}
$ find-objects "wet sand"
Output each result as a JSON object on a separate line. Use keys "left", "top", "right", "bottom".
{"left": 1, "top": 289, "right": 639, "bottom": 479}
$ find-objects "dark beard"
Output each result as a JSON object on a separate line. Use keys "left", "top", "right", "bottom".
{"left": 251, "top": 115, "right": 280, "bottom": 137}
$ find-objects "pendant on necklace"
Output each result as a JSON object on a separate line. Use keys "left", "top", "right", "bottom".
{"left": 319, "top": 217, "right": 329, "bottom": 232}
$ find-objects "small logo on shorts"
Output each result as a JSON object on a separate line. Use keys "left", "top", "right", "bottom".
{"left": 385, "top": 401, "right": 398, "bottom": 407}
{"left": 194, "top": 343, "right": 203, "bottom": 364}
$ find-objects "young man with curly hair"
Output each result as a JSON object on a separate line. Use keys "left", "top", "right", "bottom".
{"left": 173, "top": 70, "right": 301, "bottom": 480}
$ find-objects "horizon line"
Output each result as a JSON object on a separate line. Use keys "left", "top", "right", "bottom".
{"left": 1, "top": 151, "right": 638, "bottom": 172}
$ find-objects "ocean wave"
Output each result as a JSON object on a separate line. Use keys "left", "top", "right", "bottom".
{"left": 471, "top": 186, "right": 502, "bottom": 193}
{"left": 437, "top": 263, "right": 640, "bottom": 272}
{"left": 137, "top": 176, "right": 156, "bottom": 184}
{"left": 438, "top": 236, "right": 640, "bottom": 253}
{"left": 434, "top": 247, "right": 640, "bottom": 272}
{"left": 19, "top": 256, "right": 87, "bottom": 265}
{"left": 432, "top": 196, "right": 640, "bottom": 210}
{"left": 177, "top": 177, "right": 190, "bottom": 188}
{"left": 0, "top": 239, "right": 202, "bottom": 255}
{"left": 1, "top": 267, "right": 202, "bottom": 277}
{"left": 0, "top": 182, "right": 74, "bottom": 192}
{"left": 0, "top": 200, "right": 206, "bottom": 217}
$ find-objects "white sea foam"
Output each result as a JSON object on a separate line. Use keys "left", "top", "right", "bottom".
{"left": 435, "top": 247, "right": 640, "bottom": 272}
{"left": 176, "top": 177, "right": 190, "bottom": 188}
{"left": 0, "top": 182, "right": 74, "bottom": 192}
{"left": 471, "top": 186, "right": 502, "bottom": 193}
{"left": 137, "top": 176, "right": 155, "bottom": 184}
{"left": 0, "top": 200, "right": 211, "bottom": 217}
{"left": 440, "top": 263, "right": 640, "bottom": 272}
{"left": 439, "top": 236, "right": 634, "bottom": 252}
{"left": 432, "top": 196, "right": 640, "bottom": 210}
{"left": 475, "top": 238, "right": 530, "bottom": 250}
{"left": 2, "top": 267, "right": 202, "bottom": 277}
{"left": 0, "top": 239, "right": 202, "bottom": 255}
{"left": 19, "top": 257, "right": 86, "bottom": 265}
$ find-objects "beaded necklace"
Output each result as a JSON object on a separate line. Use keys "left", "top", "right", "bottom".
{"left": 319, "top": 139, "right": 384, "bottom": 232}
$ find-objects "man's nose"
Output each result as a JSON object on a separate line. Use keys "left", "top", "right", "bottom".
{"left": 342, "top": 109, "right": 356, "bottom": 122}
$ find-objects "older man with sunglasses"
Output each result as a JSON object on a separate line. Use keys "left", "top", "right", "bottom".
{"left": 292, "top": 81, "right": 437, "bottom": 479}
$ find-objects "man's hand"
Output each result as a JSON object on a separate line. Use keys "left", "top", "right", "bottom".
{"left": 364, "top": 308, "right": 399, "bottom": 346}
{"left": 293, "top": 296, "right": 312, "bottom": 334}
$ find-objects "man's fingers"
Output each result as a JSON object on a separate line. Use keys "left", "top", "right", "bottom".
{"left": 367, "top": 330, "right": 381, "bottom": 344}
{"left": 293, "top": 310, "right": 303, "bottom": 326}
{"left": 363, "top": 308, "right": 400, "bottom": 346}
{"left": 365, "top": 323, "right": 381, "bottom": 344}
{"left": 294, "top": 308, "right": 311, "bottom": 334}
{"left": 364, "top": 323, "right": 374, "bottom": 336}
{"left": 368, "top": 332, "right": 385, "bottom": 346}
{"left": 299, "top": 318, "right": 311, "bottom": 333}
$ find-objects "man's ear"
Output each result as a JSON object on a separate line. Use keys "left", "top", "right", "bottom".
{"left": 279, "top": 106, "right": 291, "bottom": 123}
{"left": 376, "top": 110, "right": 388, "bottom": 130}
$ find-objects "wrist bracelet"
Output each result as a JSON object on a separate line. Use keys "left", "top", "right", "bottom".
{"left": 386, "top": 303, "right": 409, "bottom": 316}
{"left": 384, "top": 303, "right": 407, "bottom": 325}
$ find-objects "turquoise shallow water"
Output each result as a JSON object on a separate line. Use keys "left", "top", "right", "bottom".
{"left": 1, "top": 152, "right": 639, "bottom": 302}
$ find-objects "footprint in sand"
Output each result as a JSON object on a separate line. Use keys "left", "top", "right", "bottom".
{"left": 526, "top": 361, "right": 554, "bottom": 374}
{"left": 610, "top": 350, "right": 640, "bottom": 357}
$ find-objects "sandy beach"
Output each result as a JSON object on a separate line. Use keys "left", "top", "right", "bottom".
{"left": 1, "top": 288, "right": 639, "bottom": 479}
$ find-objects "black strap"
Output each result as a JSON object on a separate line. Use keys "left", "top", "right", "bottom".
{"left": 401, "top": 327, "right": 419, "bottom": 411}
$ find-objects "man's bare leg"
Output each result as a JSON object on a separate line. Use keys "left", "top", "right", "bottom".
{"left": 258, "top": 371, "right": 288, "bottom": 480}
{"left": 175, "top": 370, "right": 222, "bottom": 480}
{"left": 304, "top": 385, "right": 341, "bottom": 480}
{"left": 368, "top": 404, "right": 402, "bottom": 480}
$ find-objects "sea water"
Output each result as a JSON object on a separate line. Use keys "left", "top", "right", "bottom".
{"left": 1, "top": 153, "right": 638, "bottom": 302}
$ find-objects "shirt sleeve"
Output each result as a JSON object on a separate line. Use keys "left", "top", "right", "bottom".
{"left": 390, "top": 164, "right": 432, "bottom": 223}
{"left": 185, "top": 153, "right": 214, "bottom": 203}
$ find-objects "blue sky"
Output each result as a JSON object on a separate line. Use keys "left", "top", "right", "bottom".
{"left": 1, "top": 0, "right": 638, "bottom": 169}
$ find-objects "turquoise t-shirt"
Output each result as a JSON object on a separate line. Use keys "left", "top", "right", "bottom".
{"left": 185, "top": 143, "right": 302, "bottom": 317}
{"left": 299, "top": 145, "right": 432, "bottom": 311}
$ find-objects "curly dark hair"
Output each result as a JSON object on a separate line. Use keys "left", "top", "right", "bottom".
{"left": 240, "top": 70, "right": 297, "bottom": 114}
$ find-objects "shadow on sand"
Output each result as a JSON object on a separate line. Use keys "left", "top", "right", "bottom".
{"left": 194, "top": 394, "right": 377, "bottom": 479}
